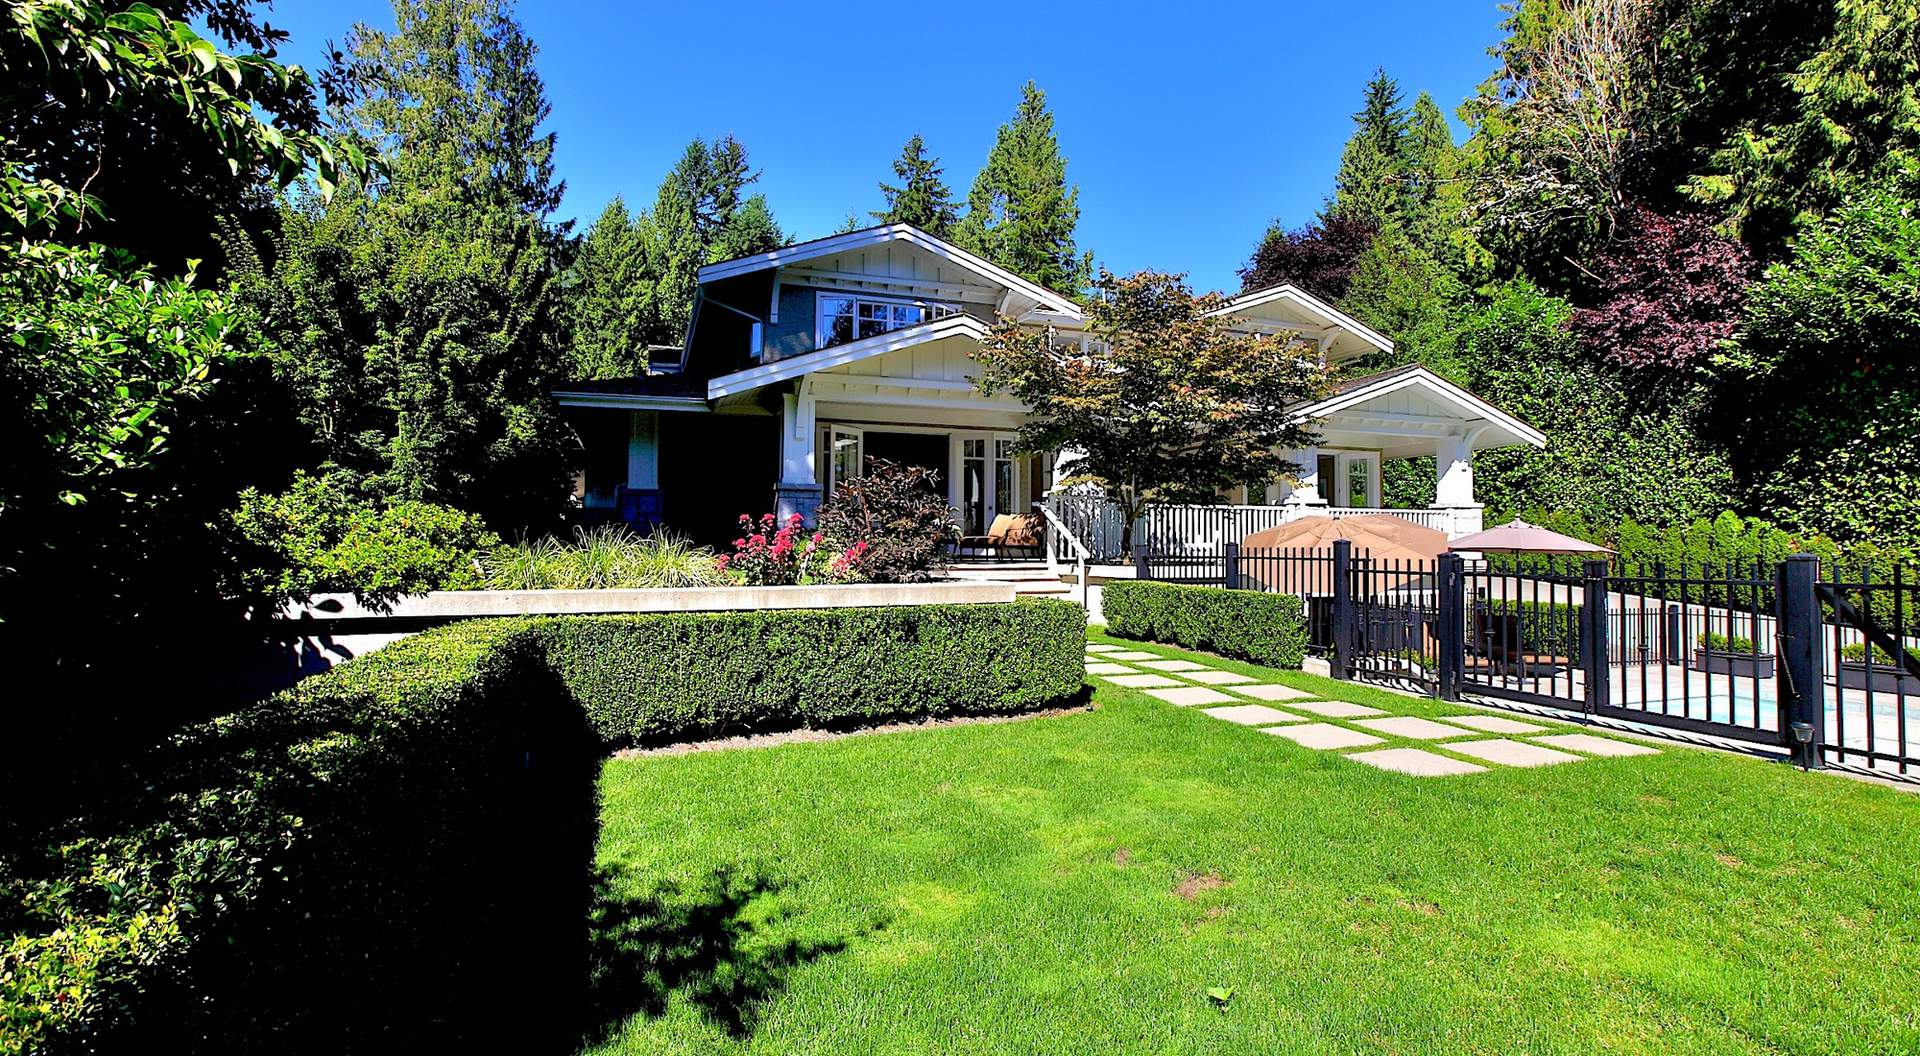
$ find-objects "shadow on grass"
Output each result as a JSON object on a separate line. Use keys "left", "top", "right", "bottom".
{"left": 582, "top": 862, "right": 880, "bottom": 1043}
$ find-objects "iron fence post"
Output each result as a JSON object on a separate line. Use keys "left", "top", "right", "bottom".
{"left": 1436, "top": 552, "right": 1465, "bottom": 700}
{"left": 1223, "top": 543, "right": 1240, "bottom": 590}
{"left": 1133, "top": 545, "right": 1151, "bottom": 580}
{"left": 1778, "top": 553, "right": 1824, "bottom": 768}
{"left": 1581, "top": 559, "right": 1610, "bottom": 715}
{"left": 1332, "top": 539, "right": 1353, "bottom": 681}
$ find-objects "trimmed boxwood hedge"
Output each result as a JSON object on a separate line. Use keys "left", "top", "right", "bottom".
{"left": 541, "top": 600, "right": 1086, "bottom": 744}
{"left": 1103, "top": 581, "right": 1308, "bottom": 669}
{"left": 3, "top": 600, "right": 1082, "bottom": 1054}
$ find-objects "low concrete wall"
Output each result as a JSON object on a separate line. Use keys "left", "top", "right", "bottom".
{"left": 283, "top": 581, "right": 1015, "bottom": 623}
{"left": 257, "top": 581, "right": 1019, "bottom": 692}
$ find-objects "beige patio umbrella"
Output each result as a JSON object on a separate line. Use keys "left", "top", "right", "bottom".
{"left": 1238, "top": 514, "right": 1449, "bottom": 594}
{"left": 1446, "top": 519, "right": 1612, "bottom": 556}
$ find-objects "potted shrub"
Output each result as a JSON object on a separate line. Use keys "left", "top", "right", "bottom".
{"left": 1689, "top": 631, "right": 1776, "bottom": 678}
{"left": 1837, "top": 641, "right": 1920, "bottom": 694}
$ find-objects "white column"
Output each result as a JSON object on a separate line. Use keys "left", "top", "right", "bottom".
{"left": 625, "top": 411, "right": 659, "bottom": 490}
{"left": 1279, "top": 446, "right": 1328, "bottom": 506}
{"left": 1432, "top": 431, "right": 1483, "bottom": 537}
{"left": 779, "top": 391, "right": 816, "bottom": 484}
{"left": 775, "top": 387, "right": 822, "bottom": 523}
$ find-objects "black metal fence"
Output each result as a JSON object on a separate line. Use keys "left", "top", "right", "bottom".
{"left": 1131, "top": 544, "right": 1920, "bottom": 781}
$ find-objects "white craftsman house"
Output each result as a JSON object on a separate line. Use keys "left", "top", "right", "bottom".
{"left": 552, "top": 222, "right": 1545, "bottom": 548}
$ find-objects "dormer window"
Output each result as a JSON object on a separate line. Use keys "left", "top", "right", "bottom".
{"left": 816, "top": 293, "right": 959, "bottom": 349}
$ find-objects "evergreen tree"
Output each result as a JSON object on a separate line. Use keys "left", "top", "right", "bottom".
{"left": 954, "top": 82, "right": 1093, "bottom": 296}
{"left": 1328, "top": 68, "right": 1410, "bottom": 229}
{"left": 565, "top": 196, "right": 652, "bottom": 379}
{"left": 249, "top": 0, "right": 572, "bottom": 530}
{"left": 1400, "top": 92, "right": 1465, "bottom": 252}
{"left": 872, "top": 134, "right": 959, "bottom": 236}
{"left": 635, "top": 136, "right": 785, "bottom": 345}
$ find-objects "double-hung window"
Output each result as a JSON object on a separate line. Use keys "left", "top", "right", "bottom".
{"left": 816, "top": 293, "right": 957, "bottom": 349}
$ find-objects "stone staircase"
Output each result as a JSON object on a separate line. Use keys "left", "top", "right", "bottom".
{"left": 945, "top": 561, "right": 1074, "bottom": 598}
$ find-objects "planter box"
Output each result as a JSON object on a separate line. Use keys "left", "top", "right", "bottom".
{"left": 1838, "top": 661, "right": 1920, "bottom": 695}
{"left": 1689, "top": 649, "right": 1776, "bottom": 679}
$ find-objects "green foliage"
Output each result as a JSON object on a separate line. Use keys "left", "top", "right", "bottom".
{"left": 953, "top": 82, "right": 1092, "bottom": 295}
{"left": 241, "top": 0, "right": 573, "bottom": 531}
{"left": 1459, "top": 280, "right": 1736, "bottom": 525}
{"left": 1102, "top": 581, "right": 1308, "bottom": 669}
{"left": 1, "top": 619, "right": 598, "bottom": 1053}
{"left": 816, "top": 459, "right": 958, "bottom": 583}
{"left": 565, "top": 196, "right": 655, "bottom": 379}
{"left": 1839, "top": 641, "right": 1920, "bottom": 666}
{"left": 226, "top": 470, "right": 498, "bottom": 606}
{"left": 540, "top": 601, "right": 1086, "bottom": 744}
{"left": 1699, "top": 631, "right": 1758, "bottom": 652}
{"left": 0, "top": 0, "right": 370, "bottom": 267}
{"left": 1728, "top": 190, "right": 1920, "bottom": 552}
{"left": 482, "top": 525, "right": 723, "bottom": 590}
{"left": 0, "top": 239, "right": 227, "bottom": 515}
{"left": 872, "top": 134, "right": 959, "bottom": 237}
{"left": 1338, "top": 231, "right": 1467, "bottom": 379}
{"left": 1682, "top": 0, "right": 1919, "bottom": 248}
{"left": 1330, "top": 69, "right": 1411, "bottom": 230}
{"left": 973, "top": 270, "right": 1326, "bottom": 552}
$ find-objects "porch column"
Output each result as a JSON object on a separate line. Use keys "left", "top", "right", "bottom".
{"left": 1278, "top": 446, "right": 1328, "bottom": 507}
{"left": 774, "top": 386, "right": 822, "bottom": 524}
{"left": 1431, "top": 431, "right": 1483, "bottom": 537}
{"left": 621, "top": 411, "right": 662, "bottom": 532}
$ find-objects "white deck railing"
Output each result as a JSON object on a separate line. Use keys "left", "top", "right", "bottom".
{"left": 1046, "top": 496, "right": 1478, "bottom": 563}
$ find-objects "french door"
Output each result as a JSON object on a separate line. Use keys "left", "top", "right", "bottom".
{"left": 824, "top": 425, "right": 862, "bottom": 493}
{"left": 960, "top": 434, "right": 1019, "bottom": 534}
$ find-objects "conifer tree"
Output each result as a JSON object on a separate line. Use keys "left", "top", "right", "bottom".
{"left": 873, "top": 134, "right": 960, "bottom": 237}
{"left": 1328, "top": 68, "right": 1410, "bottom": 229}
{"left": 954, "top": 82, "right": 1092, "bottom": 296}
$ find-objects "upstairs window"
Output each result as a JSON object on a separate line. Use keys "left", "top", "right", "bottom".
{"left": 816, "top": 293, "right": 958, "bottom": 349}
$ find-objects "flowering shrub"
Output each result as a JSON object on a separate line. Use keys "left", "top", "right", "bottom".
{"left": 816, "top": 460, "right": 958, "bottom": 583}
{"left": 717, "top": 513, "right": 867, "bottom": 585}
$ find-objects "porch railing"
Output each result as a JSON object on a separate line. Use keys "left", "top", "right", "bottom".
{"left": 1045, "top": 494, "right": 1457, "bottom": 563}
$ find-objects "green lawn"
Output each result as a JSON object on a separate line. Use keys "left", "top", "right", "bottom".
{"left": 583, "top": 629, "right": 1920, "bottom": 1054}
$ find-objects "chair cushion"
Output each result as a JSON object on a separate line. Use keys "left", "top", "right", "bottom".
{"left": 999, "top": 513, "right": 1043, "bottom": 547}
{"left": 985, "top": 514, "right": 1018, "bottom": 542}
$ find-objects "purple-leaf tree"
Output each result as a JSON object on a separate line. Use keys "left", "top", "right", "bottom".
{"left": 1572, "top": 207, "right": 1757, "bottom": 371}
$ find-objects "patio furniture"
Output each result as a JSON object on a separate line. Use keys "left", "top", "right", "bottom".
{"left": 1469, "top": 609, "right": 1574, "bottom": 676}
{"left": 955, "top": 513, "right": 1045, "bottom": 561}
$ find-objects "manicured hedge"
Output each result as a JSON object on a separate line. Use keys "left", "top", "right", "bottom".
{"left": 1103, "top": 581, "right": 1308, "bottom": 669}
{"left": 539, "top": 599, "right": 1086, "bottom": 743}
{"left": 4, "top": 600, "right": 1083, "bottom": 1053}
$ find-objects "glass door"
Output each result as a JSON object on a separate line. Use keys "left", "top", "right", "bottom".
{"left": 825, "top": 426, "right": 863, "bottom": 493}
{"left": 960, "top": 434, "right": 1021, "bottom": 534}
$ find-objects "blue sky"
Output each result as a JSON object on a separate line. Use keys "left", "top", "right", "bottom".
{"left": 263, "top": 0, "right": 1508, "bottom": 293}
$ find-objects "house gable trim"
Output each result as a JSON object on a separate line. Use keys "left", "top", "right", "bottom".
{"left": 698, "top": 223, "right": 1083, "bottom": 318}
{"left": 1218, "top": 283, "right": 1395, "bottom": 356}
{"left": 706, "top": 313, "right": 992, "bottom": 399}
{"left": 1292, "top": 366, "right": 1546, "bottom": 448}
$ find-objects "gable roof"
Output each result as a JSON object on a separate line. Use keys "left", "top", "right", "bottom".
{"left": 1215, "top": 283, "right": 1394, "bottom": 359}
{"left": 1292, "top": 364, "right": 1546, "bottom": 449}
{"left": 697, "top": 223, "right": 1084, "bottom": 318}
{"left": 706, "top": 313, "right": 992, "bottom": 399}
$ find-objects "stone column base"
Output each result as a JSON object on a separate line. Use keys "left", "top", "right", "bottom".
{"left": 774, "top": 482, "right": 824, "bottom": 526}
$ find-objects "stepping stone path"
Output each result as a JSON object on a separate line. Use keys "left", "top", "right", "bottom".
{"left": 1349, "top": 747, "right": 1488, "bottom": 776}
{"left": 1200, "top": 704, "right": 1304, "bottom": 726}
{"left": 1532, "top": 733, "right": 1661, "bottom": 757}
{"left": 1085, "top": 640, "right": 1663, "bottom": 778}
{"left": 1146, "top": 686, "right": 1240, "bottom": 706}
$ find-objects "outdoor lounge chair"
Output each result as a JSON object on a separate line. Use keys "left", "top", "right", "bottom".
{"left": 955, "top": 513, "right": 1045, "bottom": 561}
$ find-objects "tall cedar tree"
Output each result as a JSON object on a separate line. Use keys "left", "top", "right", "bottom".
{"left": 971, "top": 271, "right": 1327, "bottom": 554}
{"left": 1328, "top": 69, "right": 1409, "bottom": 229}
{"left": 954, "top": 82, "right": 1092, "bottom": 296}
{"left": 566, "top": 196, "right": 652, "bottom": 378}
{"left": 872, "top": 134, "right": 959, "bottom": 236}
{"left": 636, "top": 136, "right": 785, "bottom": 347}
{"left": 249, "top": 0, "right": 571, "bottom": 531}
